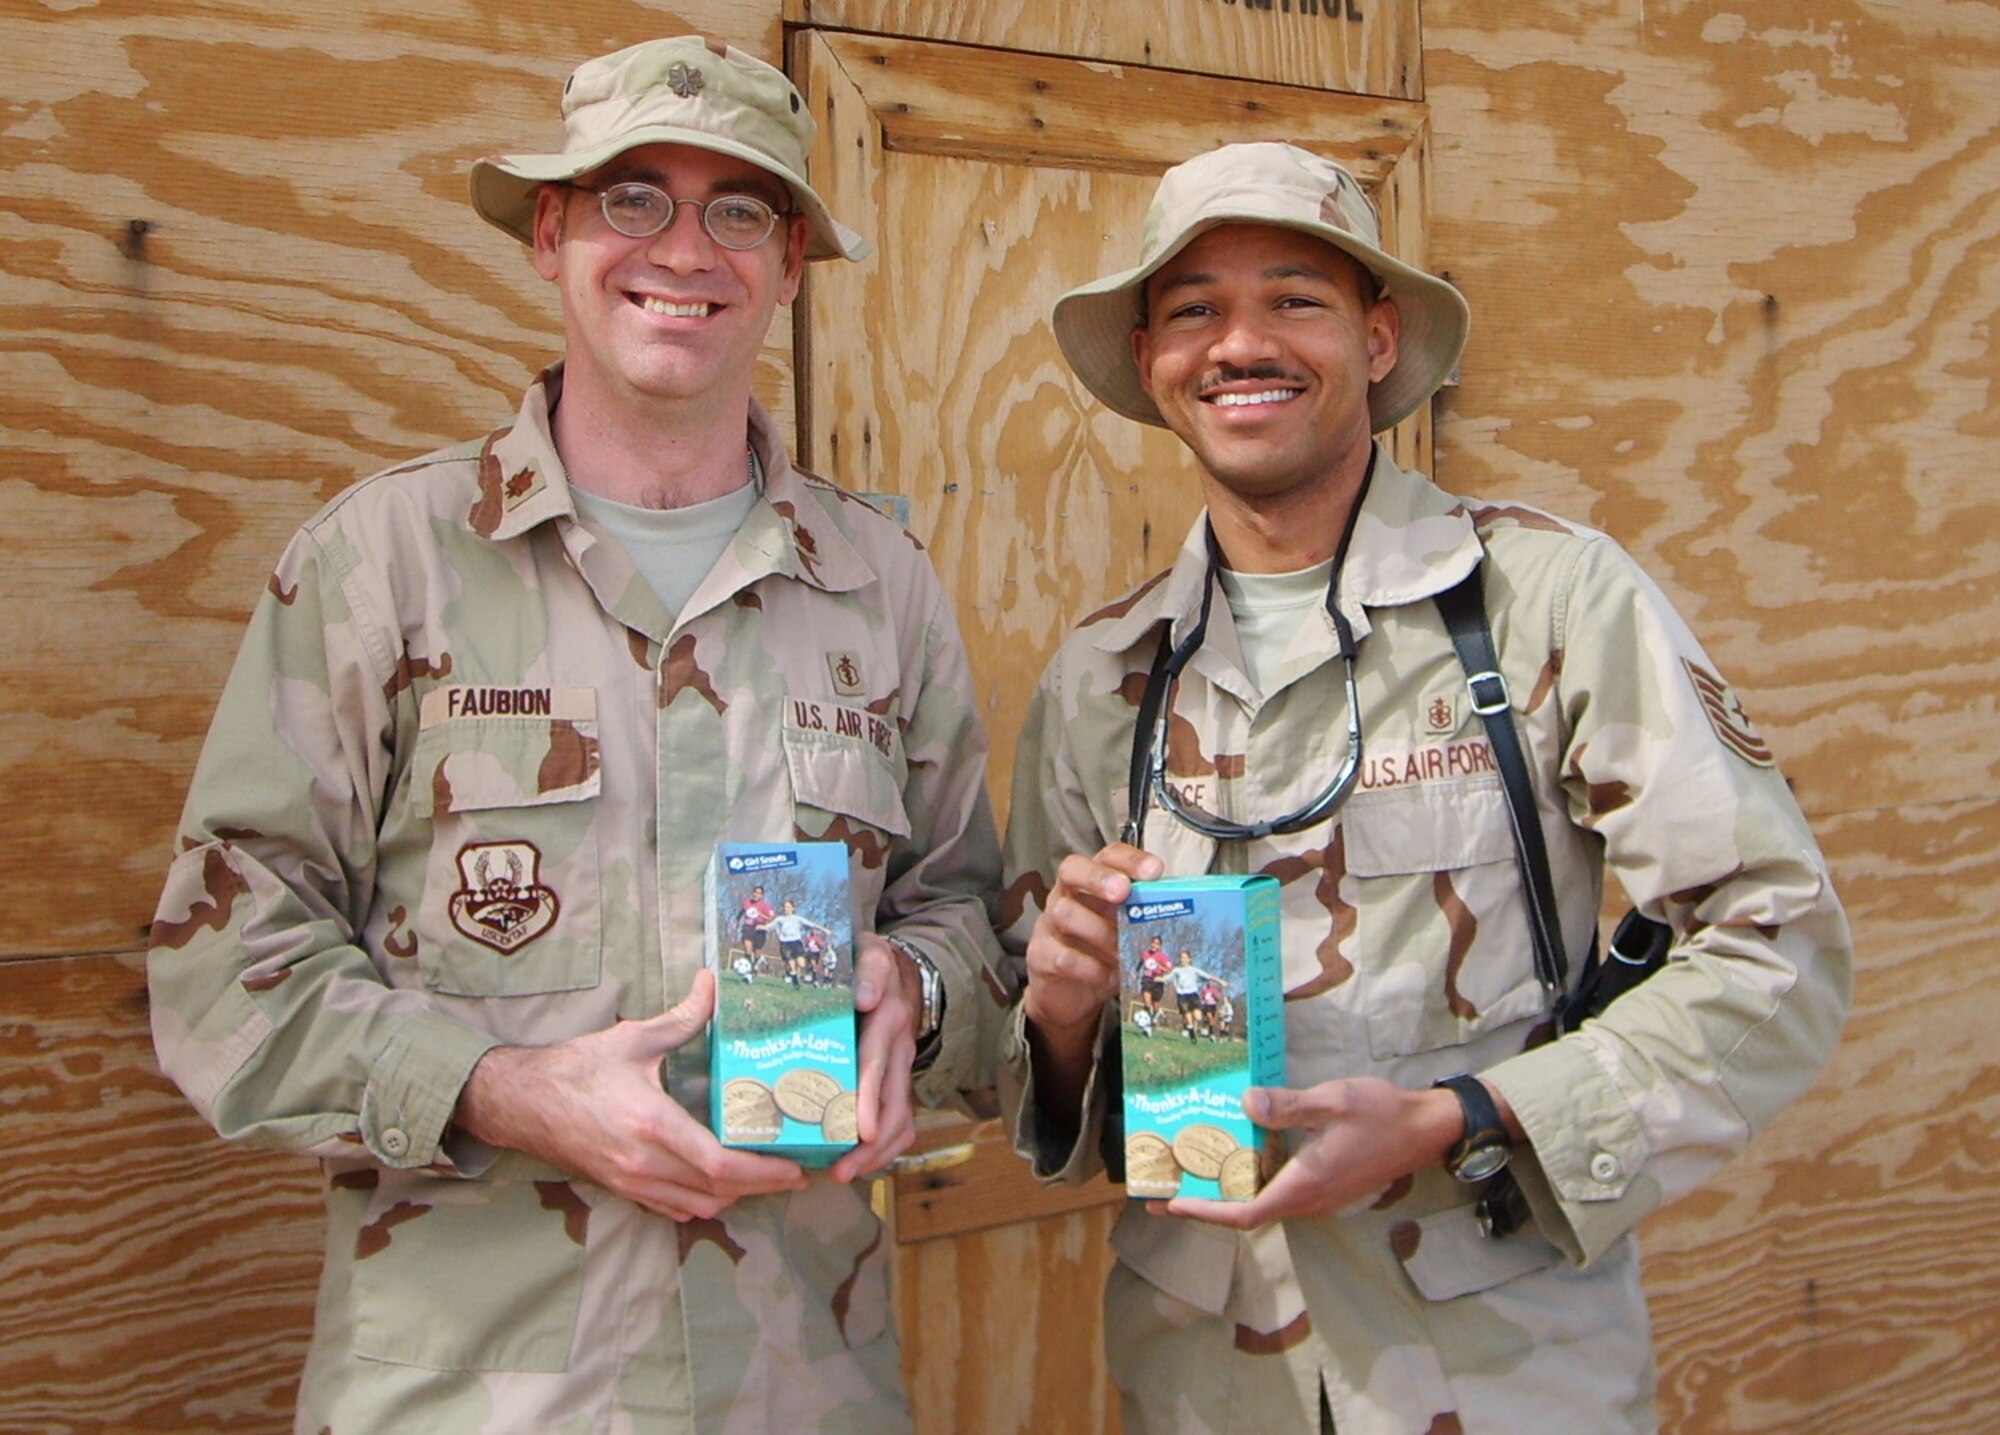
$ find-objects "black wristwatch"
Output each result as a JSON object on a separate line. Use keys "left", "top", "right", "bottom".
{"left": 1435, "top": 1074, "right": 1512, "bottom": 1183}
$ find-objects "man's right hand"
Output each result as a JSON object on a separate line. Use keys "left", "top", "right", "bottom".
{"left": 1021, "top": 843, "right": 1163, "bottom": 1116}
{"left": 453, "top": 969, "right": 808, "bottom": 1222}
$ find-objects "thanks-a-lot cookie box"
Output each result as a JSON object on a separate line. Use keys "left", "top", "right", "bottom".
{"left": 1118, "top": 875, "right": 1284, "bottom": 1201}
{"left": 705, "top": 842, "right": 858, "bottom": 1166}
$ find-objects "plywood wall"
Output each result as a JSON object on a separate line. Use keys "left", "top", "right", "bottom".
{"left": 1422, "top": 3, "right": 2000, "bottom": 1430}
{"left": 1, "top": 3, "right": 781, "bottom": 1428}
{"left": 3, "top": 0, "right": 1996, "bottom": 1432}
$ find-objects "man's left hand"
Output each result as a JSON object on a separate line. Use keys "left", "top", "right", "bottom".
{"left": 1166, "top": 1077, "right": 1463, "bottom": 1228}
{"left": 828, "top": 933, "right": 923, "bottom": 1183}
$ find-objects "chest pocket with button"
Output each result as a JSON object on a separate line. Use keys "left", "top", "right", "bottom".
{"left": 780, "top": 696, "right": 912, "bottom": 872}
{"left": 1341, "top": 774, "right": 1548, "bottom": 1059}
{"left": 405, "top": 686, "right": 603, "bottom": 997}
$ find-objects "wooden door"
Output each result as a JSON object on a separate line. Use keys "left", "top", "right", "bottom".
{"left": 792, "top": 29, "right": 1436, "bottom": 1432}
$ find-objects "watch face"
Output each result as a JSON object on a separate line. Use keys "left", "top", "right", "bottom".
{"left": 1453, "top": 1142, "right": 1511, "bottom": 1183}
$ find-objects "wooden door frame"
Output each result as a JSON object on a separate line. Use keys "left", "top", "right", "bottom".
{"left": 792, "top": 27, "right": 1440, "bottom": 1243}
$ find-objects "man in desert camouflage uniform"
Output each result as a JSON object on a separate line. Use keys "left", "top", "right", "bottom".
{"left": 1001, "top": 143, "right": 1851, "bottom": 1433}
{"left": 149, "top": 35, "right": 1001, "bottom": 1434}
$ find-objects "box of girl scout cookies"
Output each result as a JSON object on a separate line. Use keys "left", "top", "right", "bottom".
{"left": 1119, "top": 875, "right": 1284, "bottom": 1201}
{"left": 705, "top": 842, "right": 858, "bottom": 1166}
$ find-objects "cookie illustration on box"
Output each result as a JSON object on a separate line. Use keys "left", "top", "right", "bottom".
{"left": 819, "top": 1090, "right": 859, "bottom": 1145}
{"left": 1124, "top": 1131, "right": 1182, "bottom": 1199}
{"left": 721, "top": 1078, "right": 782, "bottom": 1144}
{"left": 1118, "top": 876, "right": 1284, "bottom": 1202}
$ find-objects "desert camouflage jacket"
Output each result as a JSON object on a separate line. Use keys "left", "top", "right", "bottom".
{"left": 998, "top": 445, "right": 1851, "bottom": 1435}
{"left": 150, "top": 367, "right": 1003, "bottom": 1435}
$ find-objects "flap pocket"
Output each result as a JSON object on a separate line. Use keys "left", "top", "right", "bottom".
{"left": 1345, "top": 776, "right": 1546, "bottom": 1059}
{"left": 348, "top": 1177, "right": 588, "bottom": 1372}
{"left": 404, "top": 687, "right": 602, "bottom": 997}
{"left": 1392, "top": 1201, "right": 1566, "bottom": 1302}
{"left": 782, "top": 697, "right": 912, "bottom": 840}
{"left": 1344, "top": 778, "right": 1514, "bottom": 877}
{"left": 1108, "top": 1200, "right": 1241, "bottom": 1317}
{"left": 413, "top": 687, "right": 601, "bottom": 819}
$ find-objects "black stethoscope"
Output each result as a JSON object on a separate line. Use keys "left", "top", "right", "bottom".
{"left": 1120, "top": 454, "right": 1374, "bottom": 851}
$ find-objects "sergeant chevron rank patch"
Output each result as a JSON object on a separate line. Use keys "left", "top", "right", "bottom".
{"left": 1683, "top": 659, "right": 1776, "bottom": 768}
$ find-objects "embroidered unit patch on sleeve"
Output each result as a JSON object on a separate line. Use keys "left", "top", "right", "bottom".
{"left": 1682, "top": 659, "right": 1776, "bottom": 768}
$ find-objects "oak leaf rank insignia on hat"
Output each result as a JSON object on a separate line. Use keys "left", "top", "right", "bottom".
{"left": 667, "top": 62, "right": 703, "bottom": 99}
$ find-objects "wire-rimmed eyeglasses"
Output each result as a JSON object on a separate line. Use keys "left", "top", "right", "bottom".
{"left": 571, "top": 180, "right": 787, "bottom": 250}
{"left": 1119, "top": 457, "right": 1374, "bottom": 851}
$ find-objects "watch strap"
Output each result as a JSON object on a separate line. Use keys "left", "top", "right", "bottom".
{"left": 1435, "top": 1073, "right": 1511, "bottom": 1181}
{"left": 882, "top": 935, "right": 947, "bottom": 1070}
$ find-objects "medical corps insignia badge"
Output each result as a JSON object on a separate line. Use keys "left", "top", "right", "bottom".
{"left": 1424, "top": 690, "right": 1462, "bottom": 735}
{"left": 1682, "top": 659, "right": 1776, "bottom": 768}
{"left": 449, "top": 841, "right": 560, "bottom": 953}
{"left": 826, "top": 650, "right": 866, "bottom": 698}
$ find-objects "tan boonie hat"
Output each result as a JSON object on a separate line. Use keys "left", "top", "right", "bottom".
{"left": 470, "top": 35, "right": 868, "bottom": 263}
{"left": 1053, "top": 142, "right": 1469, "bottom": 433}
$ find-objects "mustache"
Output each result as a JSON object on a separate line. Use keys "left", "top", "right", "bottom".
{"left": 1197, "top": 363, "right": 1306, "bottom": 393}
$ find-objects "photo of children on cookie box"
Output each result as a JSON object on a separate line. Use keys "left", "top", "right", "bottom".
{"left": 1119, "top": 875, "right": 1284, "bottom": 1202}
{"left": 705, "top": 842, "right": 858, "bottom": 1166}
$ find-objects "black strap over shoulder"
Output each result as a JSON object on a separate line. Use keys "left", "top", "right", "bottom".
{"left": 1434, "top": 563, "right": 1573, "bottom": 1240}
{"left": 1435, "top": 561, "right": 1675, "bottom": 1240}
{"left": 1433, "top": 567, "right": 1572, "bottom": 1017}
{"left": 1121, "top": 626, "right": 1177, "bottom": 849}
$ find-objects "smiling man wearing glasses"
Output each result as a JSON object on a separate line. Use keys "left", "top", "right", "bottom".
{"left": 149, "top": 35, "right": 1002, "bottom": 1434}
{"left": 999, "top": 143, "right": 1852, "bottom": 1434}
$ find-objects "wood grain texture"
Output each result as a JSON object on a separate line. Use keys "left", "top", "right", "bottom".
{"left": 890, "top": 1116, "right": 1122, "bottom": 1244}
{"left": 788, "top": 0, "right": 1419, "bottom": 98}
{"left": 1423, "top": 4, "right": 2000, "bottom": 1432}
{"left": 1422, "top": 0, "right": 2000, "bottom": 823}
{"left": 7, "top": 2, "right": 1999, "bottom": 1434}
{"left": 893, "top": 1200, "right": 1124, "bottom": 1435}
{"left": 1, "top": 0, "right": 787, "bottom": 959}
{"left": 1636, "top": 799, "right": 2000, "bottom": 1434}
{"left": 0, "top": 951, "right": 323, "bottom": 1434}
{"left": 804, "top": 31, "right": 1425, "bottom": 177}
{"left": 802, "top": 33, "right": 1436, "bottom": 1430}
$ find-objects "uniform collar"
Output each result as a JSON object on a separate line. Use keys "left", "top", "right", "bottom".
{"left": 1086, "top": 441, "right": 1484, "bottom": 661}
{"left": 725, "top": 408, "right": 874, "bottom": 597}
{"left": 470, "top": 365, "right": 575, "bottom": 542}
{"left": 469, "top": 364, "right": 875, "bottom": 638}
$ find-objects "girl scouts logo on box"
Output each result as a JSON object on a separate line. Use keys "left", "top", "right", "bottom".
{"left": 450, "top": 841, "right": 559, "bottom": 953}
{"left": 1126, "top": 898, "right": 1196, "bottom": 922}
{"left": 727, "top": 850, "right": 800, "bottom": 875}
